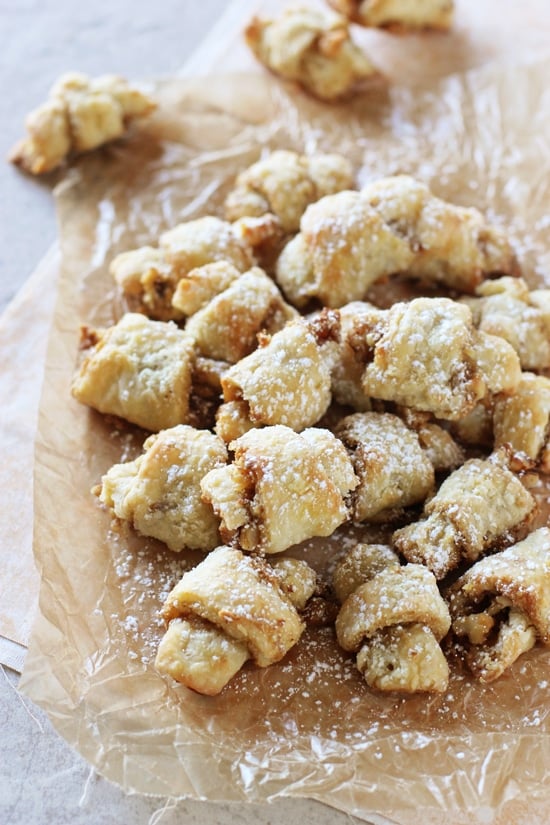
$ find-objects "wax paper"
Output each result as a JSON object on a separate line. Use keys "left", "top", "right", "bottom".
{"left": 20, "top": 57, "right": 550, "bottom": 825}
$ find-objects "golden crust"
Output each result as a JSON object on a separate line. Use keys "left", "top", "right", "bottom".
{"left": 275, "top": 176, "right": 517, "bottom": 307}
{"left": 71, "top": 313, "right": 195, "bottom": 432}
{"left": 394, "top": 450, "right": 537, "bottom": 579}
{"left": 225, "top": 149, "right": 354, "bottom": 233}
{"left": 220, "top": 312, "right": 339, "bottom": 434}
{"left": 329, "top": 0, "right": 454, "bottom": 30}
{"left": 396, "top": 407, "right": 464, "bottom": 472}
{"left": 182, "top": 266, "right": 297, "bottom": 363}
{"left": 200, "top": 425, "right": 357, "bottom": 555}
{"left": 98, "top": 425, "right": 227, "bottom": 552}
{"left": 245, "top": 7, "right": 377, "bottom": 102}
{"left": 160, "top": 545, "right": 305, "bottom": 669}
{"left": 493, "top": 372, "right": 550, "bottom": 473}
{"left": 448, "top": 527, "right": 550, "bottom": 682}
{"left": 335, "top": 411, "right": 434, "bottom": 521}
{"left": 331, "top": 301, "right": 375, "bottom": 410}
{"left": 462, "top": 277, "right": 550, "bottom": 372}
{"left": 10, "top": 71, "right": 155, "bottom": 175}
{"left": 333, "top": 543, "right": 400, "bottom": 604}
{"left": 349, "top": 297, "right": 520, "bottom": 420}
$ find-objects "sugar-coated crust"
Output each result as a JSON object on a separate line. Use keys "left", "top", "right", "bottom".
{"left": 396, "top": 407, "right": 464, "bottom": 472}
{"left": 245, "top": 7, "right": 377, "bottom": 102}
{"left": 331, "top": 301, "right": 375, "bottom": 410}
{"left": 335, "top": 561, "right": 451, "bottom": 692}
{"left": 329, "top": 0, "right": 454, "bottom": 30}
{"left": 493, "top": 372, "right": 550, "bottom": 472}
{"left": 348, "top": 297, "right": 520, "bottom": 420}
{"left": 71, "top": 313, "right": 195, "bottom": 432}
{"left": 447, "top": 527, "right": 550, "bottom": 682}
{"left": 333, "top": 543, "right": 400, "bottom": 604}
{"left": 160, "top": 546, "right": 305, "bottom": 668}
{"left": 462, "top": 276, "right": 550, "bottom": 372}
{"left": 200, "top": 425, "right": 357, "bottom": 555}
{"left": 10, "top": 72, "right": 155, "bottom": 175}
{"left": 225, "top": 149, "right": 354, "bottom": 233}
{"left": 182, "top": 266, "right": 297, "bottom": 363}
{"left": 220, "top": 312, "right": 339, "bottom": 434}
{"left": 275, "top": 176, "right": 518, "bottom": 308}
{"left": 335, "top": 411, "right": 434, "bottom": 521}
{"left": 394, "top": 450, "right": 537, "bottom": 579}
{"left": 98, "top": 425, "right": 227, "bottom": 552}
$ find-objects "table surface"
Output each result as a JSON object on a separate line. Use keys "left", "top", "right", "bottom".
{"left": 1, "top": 3, "right": 548, "bottom": 825}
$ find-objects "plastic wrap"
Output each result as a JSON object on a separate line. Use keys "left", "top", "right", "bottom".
{"left": 20, "top": 60, "right": 550, "bottom": 824}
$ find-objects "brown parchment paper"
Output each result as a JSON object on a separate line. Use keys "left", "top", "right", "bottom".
{"left": 20, "top": 58, "right": 550, "bottom": 824}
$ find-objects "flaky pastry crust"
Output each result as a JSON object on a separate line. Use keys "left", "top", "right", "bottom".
{"left": 245, "top": 7, "right": 377, "bottom": 102}
{"left": 329, "top": 0, "right": 454, "bottom": 30}
{"left": 335, "top": 412, "right": 434, "bottom": 521}
{"left": 200, "top": 425, "right": 357, "bottom": 555}
{"left": 447, "top": 528, "right": 550, "bottom": 682}
{"left": 156, "top": 546, "right": 310, "bottom": 694}
{"left": 10, "top": 72, "right": 155, "bottom": 175}
{"left": 98, "top": 425, "right": 227, "bottom": 552}
{"left": 225, "top": 149, "right": 354, "bottom": 233}
{"left": 111, "top": 217, "right": 281, "bottom": 321}
{"left": 71, "top": 313, "right": 195, "bottom": 432}
{"left": 493, "top": 372, "right": 550, "bottom": 473}
{"left": 394, "top": 450, "right": 537, "bottom": 579}
{"left": 461, "top": 277, "right": 550, "bottom": 372}
{"left": 275, "top": 176, "right": 518, "bottom": 307}
{"left": 180, "top": 266, "right": 297, "bottom": 363}
{"left": 335, "top": 551, "right": 451, "bottom": 693}
{"left": 347, "top": 297, "right": 520, "bottom": 420}
{"left": 217, "top": 311, "right": 339, "bottom": 438}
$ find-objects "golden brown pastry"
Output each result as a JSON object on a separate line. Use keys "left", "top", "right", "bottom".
{"left": 275, "top": 176, "right": 518, "bottom": 307}
{"left": 225, "top": 149, "right": 354, "bottom": 233}
{"left": 97, "top": 425, "right": 227, "bottom": 552}
{"left": 493, "top": 372, "right": 550, "bottom": 473}
{"left": 244, "top": 7, "right": 377, "bottom": 102}
{"left": 447, "top": 528, "right": 550, "bottom": 682}
{"left": 111, "top": 215, "right": 280, "bottom": 321}
{"left": 331, "top": 301, "right": 375, "bottom": 411}
{"left": 335, "top": 412, "right": 434, "bottom": 521}
{"left": 179, "top": 266, "right": 297, "bottom": 363}
{"left": 335, "top": 547, "right": 451, "bottom": 692}
{"left": 71, "top": 313, "right": 195, "bottom": 432}
{"left": 10, "top": 72, "right": 155, "bottom": 175}
{"left": 347, "top": 297, "right": 521, "bottom": 420}
{"left": 329, "top": 0, "right": 454, "bottom": 30}
{"left": 396, "top": 407, "right": 464, "bottom": 472}
{"left": 200, "top": 425, "right": 357, "bottom": 555}
{"left": 216, "top": 311, "right": 339, "bottom": 439}
{"left": 156, "top": 546, "right": 313, "bottom": 694}
{"left": 461, "top": 277, "right": 550, "bottom": 372}
{"left": 393, "top": 449, "right": 537, "bottom": 579}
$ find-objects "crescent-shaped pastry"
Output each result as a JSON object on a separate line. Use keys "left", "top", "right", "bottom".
{"left": 462, "top": 277, "right": 550, "bottom": 372}
{"left": 201, "top": 425, "right": 357, "bottom": 555}
{"left": 71, "top": 313, "right": 195, "bottom": 432}
{"left": 9, "top": 72, "right": 156, "bottom": 175}
{"left": 335, "top": 547, "right": 451, "bottom": 693}
{"left": 179, "top": 266, "right": 297, "bottom": 363}
{"left": 346, "top": 297, "right": 520, "bottom": 420}
{"left": 97, "top": 425, "right": 227, "bottom": 552}
{"left": 244, "top": 7, "right": 377, "bottom": 102}
{"left": 275, "top": 176, "right": 517, "bottom": 307}
{"left": 393, "top": 449, "right": 537, "bottom": 579}
{"left": 110, "top": 214, "right": 280, "bottom": 321}
{"left": 216, "top": 311, "right": 339, "bottom": 440}
{"left": 447, "top": 527, "right": 550, "bottom": 682}
{"left": 328, "top": 0, "right": 454, "bottom": 30}
{"left": 493, "top": 372, "right": 550, "bottom": 473}
{"left": 335, "top": 411, "right": 434, "bottom": 521}
{"left": 155, "top": 546, "right": 314, "bottom": 694}
{"left": 225, "top": 149, "right": 354, "bottom": 233}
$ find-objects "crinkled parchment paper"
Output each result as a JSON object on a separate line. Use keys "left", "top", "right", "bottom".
{"left": 20, "top": 58, "right": 550, "bottom": 824}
